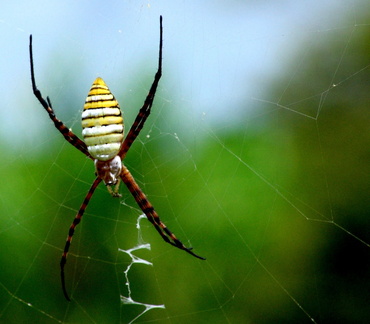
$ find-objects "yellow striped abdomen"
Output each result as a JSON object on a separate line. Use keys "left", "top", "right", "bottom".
{"left": 82, "top": 77, "right": 124, "bottom": 161}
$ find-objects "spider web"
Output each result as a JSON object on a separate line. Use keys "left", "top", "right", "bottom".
{"left": 1, "top": 1, "right": 369, "bottom": 323}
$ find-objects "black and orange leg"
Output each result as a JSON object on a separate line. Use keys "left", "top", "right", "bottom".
{"left": 29, "top": 35, "right": 92, "bottom": 159}
{"left": 60, "top": 177, "right": 102, "bottom": 301}
{"left": 119, "top": 16, "right": 163, "bottom": 160}
{"left": 120, "top": 164, "right": 205, "bottom": 260}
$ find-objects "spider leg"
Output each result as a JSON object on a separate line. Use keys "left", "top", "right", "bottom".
{"left": 119, "top": 16, "right": 163, "bottom": 160}
{"left": 120, "top": 164, "right": 205, "bottom": 260}
{"left": 29, "top": 35, "right": 92, "bottom": 159}
{"left": 60, "top": 177, "right": 102, "bottom": 301}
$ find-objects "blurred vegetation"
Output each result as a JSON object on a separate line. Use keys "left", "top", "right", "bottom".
{"left": 1, "top": 10, "right": 369, "bottom": 324}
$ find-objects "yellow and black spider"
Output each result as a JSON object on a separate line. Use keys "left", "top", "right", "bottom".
{"left": 29, "top": 16, "right": 205, "bottom": 301}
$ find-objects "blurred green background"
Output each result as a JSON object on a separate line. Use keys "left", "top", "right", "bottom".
{"left": 1, "top": 1, "right": 369, "bottom": 323}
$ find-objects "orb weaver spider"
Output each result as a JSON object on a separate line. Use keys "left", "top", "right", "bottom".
{"left": 29, "top": 16, "right": 205, "bottom": 301}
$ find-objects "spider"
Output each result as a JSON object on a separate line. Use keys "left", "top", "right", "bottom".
{"left": 29, "top": 16, "right": 205, "bottom": 301}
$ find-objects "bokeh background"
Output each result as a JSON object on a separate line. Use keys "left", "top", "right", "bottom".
{"left": 0, "top": 1, "right": 369, "bottom": 323}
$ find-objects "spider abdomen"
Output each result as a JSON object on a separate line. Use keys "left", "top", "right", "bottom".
{"left": 82, "top": 77, "right": 124, "bottom": 161}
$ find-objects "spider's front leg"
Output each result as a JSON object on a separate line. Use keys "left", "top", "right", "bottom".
{"left": 120, "top": 164, "right": 205, "bottom": 260}
{"left": 60, "top": 176, "right": 102, "bottom": 301}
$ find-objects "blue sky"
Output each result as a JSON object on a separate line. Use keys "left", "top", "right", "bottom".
{"left": 0, "top": 0, "right": 362, "bottom": 144}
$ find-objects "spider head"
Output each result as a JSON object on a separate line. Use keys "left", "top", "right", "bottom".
{"left": 94, "top": 155, "right": 122, "bottom": 186}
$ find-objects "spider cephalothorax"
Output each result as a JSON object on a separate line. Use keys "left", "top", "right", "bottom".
{"left": 29, "top": 16, "right": 205, "bottom": 301}
{"left": 94, "top": 156, "right": 122, "bottom": 195}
